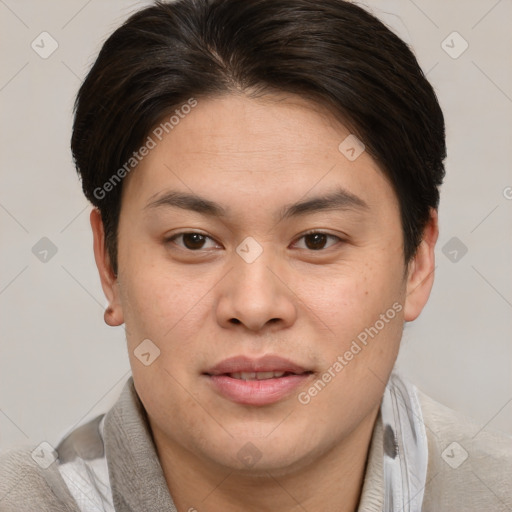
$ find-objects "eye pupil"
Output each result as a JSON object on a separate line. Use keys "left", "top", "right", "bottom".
{"left": 305, "top": 233, "right": 327, "bottom": 250}
{"left": 183, "top": 233, "right": 205, "bottom": 250}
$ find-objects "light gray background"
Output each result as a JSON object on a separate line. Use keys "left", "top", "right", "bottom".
{"left": 1, "top": 0, "right": 511, "bottom": 453}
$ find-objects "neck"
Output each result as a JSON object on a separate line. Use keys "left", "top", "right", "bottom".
{"left": 151, "top": 405, "right": 380, "bottom": 512}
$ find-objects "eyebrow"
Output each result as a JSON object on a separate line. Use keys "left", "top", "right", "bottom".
{"left": 144, "top": 187, "right": 369, "bottom": 222}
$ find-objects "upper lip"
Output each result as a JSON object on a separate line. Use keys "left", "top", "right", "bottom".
{"left": 205, "top": 355, "right": 310, "bottom": 375}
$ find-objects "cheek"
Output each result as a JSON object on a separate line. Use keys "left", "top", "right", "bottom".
{"left": 293, "top": 256, "right": 404, "bottom": 342}
{"left": 120, "top": 264, "right": 209, "bottom": 420}
{"left": 297, "top": 263, "right": 405, "bottom": 426}
{"left": 118, "top": 270, "right": 200, "bottom": 375}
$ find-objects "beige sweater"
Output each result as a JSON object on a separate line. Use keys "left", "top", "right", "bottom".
{"left": 1, "top": 377, "right": 511, "bottom": 511}
{"left": 359, "top": 387, "right": 512, "bottom": 510}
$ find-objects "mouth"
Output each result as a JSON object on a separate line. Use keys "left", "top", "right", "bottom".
{"left": 221, "top": 371, "right": 302, "bottom": 381}
{"left": 203, "top": 355, "right": 314, "bottom": 406}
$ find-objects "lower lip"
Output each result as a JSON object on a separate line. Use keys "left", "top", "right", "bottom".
{"left": 206, "top": 374, "right": 311, "bottom": 406}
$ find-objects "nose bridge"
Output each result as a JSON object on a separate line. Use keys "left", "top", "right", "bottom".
{"left": 233, "top": 238, "right": 280, "bottom": 304}
{"left": 216, "top": 237, "right": 296, "bottom": 331}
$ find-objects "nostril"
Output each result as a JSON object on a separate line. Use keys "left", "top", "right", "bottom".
{"left": 230, "top": 318, "right": 241, "bottom": 324}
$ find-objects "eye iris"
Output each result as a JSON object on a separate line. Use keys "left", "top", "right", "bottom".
{"left": 183, "top": 233, "right": 205, "bottom": 250}
{"left": 305, "top": 233, "right": 327, "bottom": 250}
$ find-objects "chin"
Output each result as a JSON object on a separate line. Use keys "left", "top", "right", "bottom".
{"left": 198, "top": 427, "right": 327, "bottom": 475}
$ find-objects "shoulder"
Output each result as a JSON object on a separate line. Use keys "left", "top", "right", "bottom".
{"left": 416, "top": 387, "right": 512, "bottom": 511}
{"left": 0, "top": 443, "right": 82, "bottom": 512}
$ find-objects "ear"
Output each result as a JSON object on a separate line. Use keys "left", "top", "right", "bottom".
{"left": 90, "top": 208, "right": 124, "bottom": 326}
{"left": 404, "top": 208, "right": 439, "bottom": 322}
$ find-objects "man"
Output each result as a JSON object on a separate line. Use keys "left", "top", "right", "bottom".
{"left": 1, "top": 0, "right": 511, "bottom": 511}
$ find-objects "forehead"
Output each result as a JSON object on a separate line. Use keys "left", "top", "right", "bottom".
{"left": 121, "top": 93, "right": 398, "bottom": 218}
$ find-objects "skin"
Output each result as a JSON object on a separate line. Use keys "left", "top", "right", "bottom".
{"left": 91, "top": 93, "right": 438, "bottom": 512}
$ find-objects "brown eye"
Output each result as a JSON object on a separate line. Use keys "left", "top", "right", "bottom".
{"left": 304, "top": 233, "right": 328, "bottom": 250}
{"left": 294, "top": 232, "right": 341, "bottom": 251}
{"left": 182, "top": 233, "right": 207, "bottom": 249}
{"left": 168, "top": 232, "right": 218, "bottom": 251}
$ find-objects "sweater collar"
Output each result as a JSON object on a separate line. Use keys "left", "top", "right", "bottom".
{"left": 103, "top": 378, "right": 178, "bottom": 512}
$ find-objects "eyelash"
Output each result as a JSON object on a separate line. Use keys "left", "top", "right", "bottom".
{"left": 165, "top": 230, "right": 343, "bottom": 252}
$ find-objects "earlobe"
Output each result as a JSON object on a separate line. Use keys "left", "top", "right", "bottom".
{"left": 403, "top": 209, "right": 439, "bottom": 322}
{"left": 90, "top": 209, "right": 124, "bottom": 327}
{"left": 104, "top": 305, "right": 123, "bottom": 327}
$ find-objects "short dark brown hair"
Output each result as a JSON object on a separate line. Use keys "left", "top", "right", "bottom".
{"left": 71, "top": 0, "right": 446, "bottom": 275}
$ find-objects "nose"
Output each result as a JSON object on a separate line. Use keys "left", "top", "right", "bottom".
{"left": 215, "top": 244, "right": 297, "bottom": 333}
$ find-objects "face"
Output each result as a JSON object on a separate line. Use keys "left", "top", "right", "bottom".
{"left": 92, "top": 93, "right": 437, "bottom": 475}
